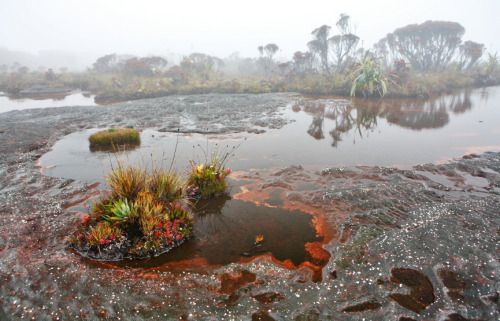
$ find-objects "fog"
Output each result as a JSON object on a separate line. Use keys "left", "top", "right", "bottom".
{"left": 1, "top": 0, "right": 499, "bottom": 71}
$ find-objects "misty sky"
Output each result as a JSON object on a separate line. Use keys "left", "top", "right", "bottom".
{"left": 1, "top": 0, "right": 499, "bottom": 63}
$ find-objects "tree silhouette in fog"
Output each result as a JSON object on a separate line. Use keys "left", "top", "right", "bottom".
{"left": 377, "top": 21, "right": 480, "bottom": 71}
{"left": 308, "top": 25, "right": 331, "bottom": 74}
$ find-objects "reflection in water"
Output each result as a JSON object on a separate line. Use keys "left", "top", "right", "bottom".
{"left": 296, "top": 88, "right": 480, "bottom": 147}
{"left": 193, "top": 195, "right": 234, "bottom": 235}
{"left": 0, "top": 92, "right": 97, "bottom": 112}
{"left": 307, "top": 115, "right": 325, "bottom": 140}
{"left": 89, "top": 141, "right": 141, "bottom": 152}
{"left": 295, "top": 99, "right": 380, "bottom": 146}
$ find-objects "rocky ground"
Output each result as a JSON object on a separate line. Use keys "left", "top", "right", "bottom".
{"left": 0, "top": 93, "right": 498, "bottom": 320}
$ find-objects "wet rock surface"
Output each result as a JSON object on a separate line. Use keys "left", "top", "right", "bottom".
{"left": 0, "top": 93, "right": 499, "bottom": 320}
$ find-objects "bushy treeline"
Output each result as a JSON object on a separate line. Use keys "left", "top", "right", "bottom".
{"left": 2, "top": 15, "right": 500, "bottom": 100}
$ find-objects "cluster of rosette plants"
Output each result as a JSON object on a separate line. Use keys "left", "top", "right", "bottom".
{"left": 186, "top": 161, "right": 231, "bottom": 199}
{"left": 69, "top": 142, "right": 237, "bottom": 261}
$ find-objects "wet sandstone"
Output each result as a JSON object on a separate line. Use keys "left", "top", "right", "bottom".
{"left": 0, "top": 93, "right": 499, "bottom": 320}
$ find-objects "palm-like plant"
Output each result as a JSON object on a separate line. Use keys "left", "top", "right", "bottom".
{"left": 350, "top": 53, "right": 393, "bottom": 97}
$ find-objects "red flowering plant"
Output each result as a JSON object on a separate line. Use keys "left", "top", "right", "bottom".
{"left": 186, "top": 142, "right": 240, "bottom": 199}
{"left": 69, "top": 163, "right": 194, "bottom": 261}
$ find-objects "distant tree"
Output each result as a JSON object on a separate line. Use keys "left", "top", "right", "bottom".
{"left": 328, "top": 14, "right": 360, "bottom": 73}
{"left": 238, "top": 58, "right": 258, "bottom": 75}
{"left": 258, "top": 46, "right": 264, "bottom": 57}
{"left": 180, "top": 56, "right": 194, "bottom": 74}
{"left": 258, "top": 43, "right": 279, "bottom": 77}
{"left": 308, "top": 25, "right": 331, "bottom": 73}
{"left": 457, "top": 41, "right": 484, "bottom": 70}
{"left": 92, "top": 53, "right": 119, "bottom": 73}
{"left": 187, "top": 53, "right": 224, "bottom": 79}
{"left": 165, "top": 65, "right": 188, "bottom": 84}
{"left": 292, "top": 51, "right": 314, "bottom": 76}
{"left": 380, "top": 20, "right": 466, "bottom": 71}
{"left": 45, "top": 68, "right": 55, "bottom": 80}
{"left": 164, "top": 65, "right": 188, "bottom": 84}
{"left": 209, "top": 56, "right": 225, "bottom": 72}
{"left": 59, "top": 67, "right": 68, "bottom": 74}
{"left": 140, "top": 56, "right": 167, "bottom": 73}
{"left": 17, "top": 66, "right": 29, "bottom": 74}
{"left": 278, "top": 62, "right": 291, "bottom": 76}
{"left": 189, "top": 53, "right": 207, "bottom": 66}
{"left": 0, "top": 64, "right": 8, "bottom": 73}
{"left": 122, "top": 58, "right": 153, "bottom": 76}
{"left": 264, "top": 44, "right": 279, "bottom": 61}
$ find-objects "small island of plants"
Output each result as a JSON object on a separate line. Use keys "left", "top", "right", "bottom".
{"left": 69, "top": 163, "right": 195, "bottom": 260}
{"left": 88, "top": 128, "right": 140, "bottom": 149}
{"left": 69, "top": 144, "right": 235, "bottom": 261}
{"left": 186, "top": 143, "right": 240, "bottom": 199}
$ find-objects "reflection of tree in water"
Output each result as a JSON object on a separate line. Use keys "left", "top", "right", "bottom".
{"left": 382, "top": 89, "right": 475, "bottom": 130}
{"left": 307, "top": 115, "right": 325, "bottom": 140}
{"left": 293, "top": 98, "right": 380, "bottom": 147}
{"left": 448, "top": 88, "right": 472, "bottom": 114}
{"left": 294, "top": 88, "right": 478, "bottom": 147}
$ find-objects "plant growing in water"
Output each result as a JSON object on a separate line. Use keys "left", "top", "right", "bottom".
{"left": 350, "top": 53, "right": 394, "bottom": 97}
{"left": 186, "top": 142, "right": 241, "bottom": 199}
{"left": 69, "top": 162, "right": 194, "bottom": 260}
{"left": 88, "top": 128, "right": 141, "bottom": 148}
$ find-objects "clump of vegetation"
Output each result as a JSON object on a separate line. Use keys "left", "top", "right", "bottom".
{"left": 186, "top": 143, "right": 240, "bottom": 199}
{"left": 186, "top": 161, "right": 231, "bottom": 199}
{"left": 68, "top": 163, "right": 193, "bottom": 260}
{"left": 88, "top": 128, "right": 140, "bottom": 148}
{"left": 350, "top": 53, "right": 393, "bottom": 97}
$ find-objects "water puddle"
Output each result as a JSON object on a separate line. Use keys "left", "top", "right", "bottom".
{"left": 108, "top": 197, "right": 327, "bottom": 270}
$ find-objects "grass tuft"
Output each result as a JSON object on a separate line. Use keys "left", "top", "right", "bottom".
{"left": 88, "top": 128, "right": 140, "bottom": 147}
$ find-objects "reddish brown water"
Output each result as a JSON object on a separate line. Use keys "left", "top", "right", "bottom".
{"left": 109, "top": 197, "right": 326, "bottom": 269}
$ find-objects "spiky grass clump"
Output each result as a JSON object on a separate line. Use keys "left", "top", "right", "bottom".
{"left": 106, "top": 164, "right": 146, "bottom": 200}
{"left": 186, "top": 143, "right": 239, "bottom": 199}
{"left": 186, "top": 161, "right": 230, "bottom": 199}
{"left": 69, "top": 163, "right": 193, "bottom": 260}
{"left": 88, "top": 128, "right": 140, "bottom": 147}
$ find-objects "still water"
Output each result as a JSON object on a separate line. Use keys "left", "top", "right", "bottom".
{"left": 39, "top": 86, "right": 500, "bottom": 268}
{"left": 41, "top": 86, "right": 500, "bottom": 184}
{"left": 0, "top": 92, "right": 97, "bottom": 112}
